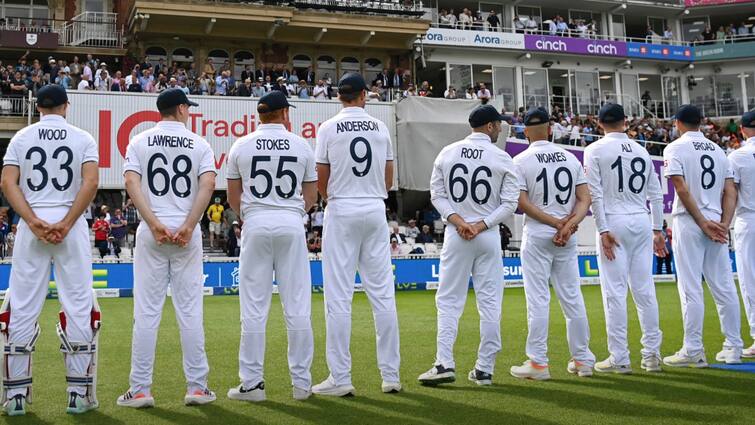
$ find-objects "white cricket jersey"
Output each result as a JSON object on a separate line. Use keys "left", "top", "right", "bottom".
{"left": 314, "top": 107, "right": 393, "bottom": 200}
{"left": 663, "top": 131, "right": 732, "bottom": 221}
{"left": 123, "top": 121, "right": 216, "bottom": 223}
{"left": 729, "top": 137, "right": 755, "bottom": 220}
{"left": 514, "top": 140, "right": 587, "bottom": 237}
{"left": 584, "top": 132, "right": 664, "bottom": 233}
{"left": 430, "top": 133, "right": 519, "bottom": 229}
{"left": 2, "top": 114, "right": 97, "bottom": 209}
{"left": 226, "top": 123, "right": 316, "bottom": 217}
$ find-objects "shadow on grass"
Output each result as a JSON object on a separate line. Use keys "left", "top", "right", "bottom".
{"left": 3, "top": 411, "right": 56, "bottom": 425}
{"left": 445, "top": 379, "right": 725, "bottom": 423}
{"left": 139, "top": 403, "right": 265, "bottom": 425}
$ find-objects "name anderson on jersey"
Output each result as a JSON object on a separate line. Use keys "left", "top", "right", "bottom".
{"left": 148, "top": 134, "right": 195, "bottom": 149}
{"left": 335, "top": 120, "right": 379, "bottom": 133}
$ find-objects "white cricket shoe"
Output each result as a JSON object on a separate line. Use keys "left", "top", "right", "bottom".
{"left": 663, "top": 351, "right": 708, "bottom": 368}
{"left": 116, "top": 390, "right": 155, "bottom": 408}
{"left": 468, "top": 369, "right": 493, "bottom": 386}
{"left": 715, "top": 348, "right": 742, "bottom": 364}
{"left": 293, "top": 387, "right": 312, "bottom": 401}
{"left": 381, "top": 381, "right": 402, "bottom": 393}
{"left": 743, "top": 343, "right": 755, "bottom": 358}
{"left": 567, "top": 359, "right": 593, "bottom": 377}
{"left": 185, "top": 388, "right": 216, "bottom": 406}
{"left": 509, "top": 360, "right": 551, "bottom": 381}
{"left": 418, "top": 364, "right": 456, "bottom": 386}
{"left": 641, "top": 355, "right": 662, "bottom": 372}
{"left": 594, "top": 358, "right": 632, "bottom": 375}
{"left": 227, "top": 382, "right": 266, "bottom": 402}
{"left": 311, "top": 376, "right": 355, "bottom": 397}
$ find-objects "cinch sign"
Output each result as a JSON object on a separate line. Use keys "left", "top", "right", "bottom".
{"left": 64, "top": 91, "right": 396, "bottom": 189}
{"left": 524, "top": 34, "right": 628, "bottom": 57}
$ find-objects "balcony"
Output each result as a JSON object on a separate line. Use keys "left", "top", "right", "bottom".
{"left": 0, "top": 13, "right": 124, "bottom": 50}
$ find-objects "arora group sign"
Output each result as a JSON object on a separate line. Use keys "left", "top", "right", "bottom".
{"left": 423, "top": 28, "right": 525, "bottom": 50}
{"left": 64, "top": 91, "right": 396, "bottom": 189}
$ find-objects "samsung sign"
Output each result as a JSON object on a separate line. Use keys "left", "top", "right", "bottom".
{"left": 424, "top": 28, "right": 524, "bottom": 50}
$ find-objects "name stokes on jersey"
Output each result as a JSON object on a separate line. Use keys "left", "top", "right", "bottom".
{"left": 256, "top": 138, "right": 290, "bottom": 150}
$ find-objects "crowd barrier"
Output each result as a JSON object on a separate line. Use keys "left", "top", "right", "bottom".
{"left": 0, "top": 253, "right": 738, "bottom": 299}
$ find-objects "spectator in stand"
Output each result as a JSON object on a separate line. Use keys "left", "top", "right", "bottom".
{"left": 737, "top": 22, "right": 749, "bottom": 39}
{"left": 548, "top": 17, "right": 558, "bottom": 35}
{"left": 81, "top": 59, "right": 93, "bottom": 85}
{"left": 55, "top": 69, "right": 72, "bottom": 89}
{"left": 198, "top": 72, "right": 212, "bottom": 95}
{"left": 513, "top": 15, "right": 525, "bottom": 33}
{"left": 477, "top": 83, "right": 491, "bottom": 102}
{"left": 439, "top": 9, "right": 452, "bottom": 28}
{"left": 375, "top": 68, "right": 389, "bottom": 87}
{"left": 92, "top": 212, "right": 110, "bottom": 259}
{"left": 444, "top": 85, "right": 458, "bottom": 99}
{"left": 390, "top": 238, "right": 401, "bottom": 257}
{"left": 405, "top": 219, "right": 420, "bottom": 239}
{"left": 204, "top": 58, "right": 216, "bottom": 77}
{"left": 226, "top": 221, "right": 241, "bottom": 257}
{"left": 94, "top": 69, "right": 111, "bottom": 91}
{"left": 110, "top": 208, "right": 127, "bottom": 258}
{"left": 154, "top": 73, "right": 168, "bottom": 93}
{"left": 215, "top": 70, "right": 229, "bottom": 95}
{"left": 716, "top": 26, "right": 726, "bottom": 41}
{"left": 126, "top": 70, "right": 143, "bottom": 92}
{"left": 390, "top": 225, "right": 407, "bottom": 244}
{"left": 701, "top": 25, "right": 714, "bottom": 44}
{"left": 139, "top": 68, "right": 155, "bottom": 92}
{"left": 568, "top": 118, "right": 581, "bottom": 145}
{"left": 311, "top": 206, "right": 324, "bottom": 235}
{"left": 237, "top": 78, "right": 253, "bottom": 97}
{"left": 663, "top": 27, "right": 674, "bottom": 43}
{"left": 273, "top": 76, "right": 289, "bottom": 97}
{"left": 465, "top": 86, "right": 477, "bottom": 99}
{"left": 124, "top": 198, "right": 139, "bottom": 247}
{"left": 77, "top": 73, "right": 92, "bottom": 90}
{"left": 416, "top": 225, "right": 434, "bottom": 243}
{"left": 308, "top": 230, "right": 322, "bottom": 254}
{"left": 419, "top": 81, "right": 432, "bottom": 96}
{"left": 487, "top": 10, "right": 500, "bottom": 31}
{"left": 207, "top": 197, "right": 224, "bottom": 249}
{"left": 111, "top": 70, "right": 123, "bottom": 91}
{"left": 556, "top": 16, "right": 568, "bottom": 37}
{"left": 297, "top": 80, "right": 310, "bottom": 99}
{"left": 252, "top": 79, "right": 266, "bottom": 97}
{"left": 552, "top": 119, "right": 566, "bottom": 144}
{"left": 69, "top": 55, "right": 82, "bottom": 87}
{"left": 404, "top": 84, "right": 417, "bottom": 97}
{"left": 459, "top": 8, "right": 473, "bottom": 30}
{"left": 312, "top": 79, "right": 327, "bottom": 99}
{"left": 447, "top": 9, "right": 457, "bottom": 29}
{"left": 240, "top": 65, "right": 254, "bottom": 82}
{"left": 500, "top": 224, "right": 512, "bottom": 252}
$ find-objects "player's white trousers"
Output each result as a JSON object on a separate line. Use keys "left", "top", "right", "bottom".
{"left": 7, "top": 208, "right": 93, "bottom": 397}
{"left": 435, "top": 226, "right": 503, "bottom": 374}
{"left": 672, "top": 214, "right": 742, "bottom": 356}
{"left": 596, "top": 214, "right": 662, "bottom": 365}
{"left": 322, "top": 199, "right": 400, "bottom": 386}
{"left": 521, "top": 231, "right": 595, "bottom": 366}
{"left": 129, "top": 222, "right": 209, "bottom": 394}
{"left": 237, "top": 210, "right": 313, "bottom": 390}
{"left": 734, "top": 215, "right": 755, "bottom": 341}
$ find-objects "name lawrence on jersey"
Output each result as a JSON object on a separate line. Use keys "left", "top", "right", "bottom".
{"left": 147, "top": 135, "right": 195, "bottom": 149}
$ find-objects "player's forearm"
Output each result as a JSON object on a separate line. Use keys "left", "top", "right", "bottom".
{"left": 671, "top": 176, "right": 707, "bottom": 226}
{"left": 302, "top": 182, "right": 317, "bottom": 212}
{"left": 518, "top": 191, "right": 560, "bottom": 228}
{"left": 721, "top": 179, "right": 737, "bottom": 227}
{"left": 183, "top": 173, "right": 216, "bottom": 229}
{"left": 385, "top": 160, "right": 394, "bottom": 193}
{"left": 649, "top": 199, "right": 664, "bottom": 231}
{"left": 226, "top": 179, "right": 243, "bottom": 216}
{"left": 483, "top": 199, "right": 518, "bottom": 229}
{"left": 589, "top": 192, "right": 609, "bottom": 233}
{"left": 1, "top": 181, "right": 38, "bottom": 224}
{"left": 125, "top": 173, "right": 162, "bottom": 229}
{"left": 316, "top": 164, "right": 330, "bottom": 199}
{"left": 61, "top": 165, "right": 98, "bottom": 227}
{"left": 430, "top": 195, "right": 455, "bottom": 221}
{"left": 567, "top": 185, "right": 591, "bottom": 227}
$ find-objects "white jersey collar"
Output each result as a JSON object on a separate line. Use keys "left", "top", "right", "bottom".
{"left": 681, "top": 130, "right": 704, "bottom": 139}
{"left": 156, "top": 120, "right": 187, "bottom": 129}
{"left": 746, "top": 137, "right": 755, "bottom": 146}
{"left": 529, "top": 139, "right": 550, "bottom": 147}
{"left": 258, "top": 123, "right": 286, "bottom": 131}
{"left": 40, "top": 114, "right": 66, "bottom": 123}
{"left": 602, "top": 132, "right": 629, "bottom": 141}
{"left": 467, "top": 132, "right": 492, "bottom": 143}
{"left": 339, "top": 106, "right": 365, "bottom": 115}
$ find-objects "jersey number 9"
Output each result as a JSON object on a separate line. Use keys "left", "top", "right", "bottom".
{"left": 350, "top": 137, "right": 372, "bottom": 177}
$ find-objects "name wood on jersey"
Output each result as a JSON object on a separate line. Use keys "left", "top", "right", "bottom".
{"left": 335, "top": 120, "right": 379, "bottom": 133}
{"left": 534, "top": 151, "right": 566, "bottom": 163}
{"left": 256, "top": 138, "right": 290, "bottom": 150}
{"left": 147, "top": 135, "right": 195, "bottom": 149}
{"left": 38, "top": 128, "right": 67, "bottom": 140}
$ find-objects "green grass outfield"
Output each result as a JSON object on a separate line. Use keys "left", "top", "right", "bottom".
{"left": 5, "top": 282, "right": 755, "bottom": 425}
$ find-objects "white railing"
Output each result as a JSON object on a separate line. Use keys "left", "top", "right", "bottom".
{"left": 0, "top": 95, "right": 33, "bottom": 117}
{"left": 690, "top": 33, "right": 755, "bottom": 45}
{"left": 60, "top": 12, "right": 123, "bottom": 48}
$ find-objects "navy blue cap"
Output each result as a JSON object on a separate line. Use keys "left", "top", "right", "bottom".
{"left": 673, "top": 104, "right": 702, "bottom": 126}
{"left": 598, "top": 103, "right": 626, "bottom": 124}
{"left": 37, "top": 84, "right": 68, "bottom": 108}
{"left": 742, "top": 110, "right": 755, "bottom": 128}
{"left": 338, "top": 72, "right": 367, "bottom": 94}
{"left": 257, "top": 90, "right": 295, "bottom": 113}
{"left": 523, "top": 107, "right": 549, "bottom": 126}
{"left": 468, "top": 105, "right": 508, "bottom": 128}
{"left": 156, "top": 88, "right": 198, "bottom": 111}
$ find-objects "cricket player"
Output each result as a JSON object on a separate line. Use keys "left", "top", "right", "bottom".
{"left": 662, "top": 104, "right": 742, "bottom": 367}
{"left": 0, "top": 85, "right": 100, "bottom": 415}
{"left": 226, "top": 91, "right": 317, "bottom": 402}
{"left": 584, "top": 104, "right": 666, "bottom": 374}
{"left": 313, "top": 73, "right": 400, "bottom": 396}
{"left": 118, "top": 88, "right": 218, "bottom": 407}
{"left": 730, "top": 110, "right": 755, "bottom": 358}
{"left": 418, "top": 105, "right": 519, "bottom": 386}
{"left": 509, "top": 107, "right": 596, "bottom": 380}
